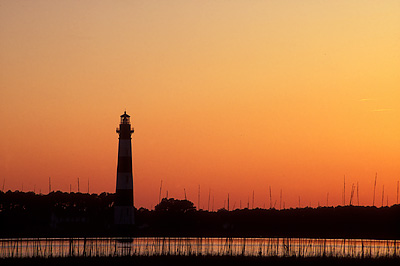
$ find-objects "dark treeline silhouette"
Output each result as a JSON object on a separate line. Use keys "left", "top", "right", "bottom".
{"left": 1, "top": 191, "right": 399, "bottom": 239}
{"left": 0, "top": 190, "right": 114, "bottom": 237}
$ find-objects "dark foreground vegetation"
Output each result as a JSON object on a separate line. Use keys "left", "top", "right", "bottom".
{"left": 2, "top": 255, "right": 400, "bottom": 266}
{"left": 1, "top": 190, "right": 400, "bottom": 239}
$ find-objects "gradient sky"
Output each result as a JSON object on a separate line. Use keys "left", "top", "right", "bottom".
{"left": 1, "top": 1, "right": 399, "bottom": 210}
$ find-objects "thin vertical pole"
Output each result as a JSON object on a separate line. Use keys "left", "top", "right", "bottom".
{"left": 269, "top": 186, "right": 272, "bottom": 209}
{"left": 198, "top": 185, "right": 200, "bottom": 210}
{"left": 397, "top": 181, "right": 399, "bottom": 204}
{"left": 159, "top": 180, "right": 163, "bottom": 203}
{"left": 252, "top": 190, "right": 255, "bottom": 209}
{"left": 343, "top": 175, "right": 346, "bottom": 206}
{"left": 327, "top": 192, "right": 329, "bottom": 206}
{"left": 357, "top": 182, "right": 359, "bottom": 206}
{"left": 280, "top": 189, "right": 282, "bottom": 210}
{"left": 373, "top": 173, "right": 377, "bottom": 207}
{"left": 208, "top": 188, "right": 211, "bottom": 211}
{"left": 350, "top": 183, "right": 355, "bottom": 206}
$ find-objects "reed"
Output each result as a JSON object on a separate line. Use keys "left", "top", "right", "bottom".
{"left": 343, "top": 175, "right": 346, "bottom": 206}
{"left": 373, "top": 173, "right": 377, "bottom": 206}
{"left": 0, "top": 237, "right": 396, "bottom": 259}
{"left": 208, "top": 189, "right": 211, "bottom": 211}
{"left": 269, "top": 187, "right": 272, "bottom": 209}
{"left": 252, "top": 191, "right": 255, "bottom": 209}
{"left": 357, "top": 182, "right": 359, "bottom": 206}
{"left": 198, "top": 185, "right": 201, "bottom": 210}
{"left": 2, "top": 237, "right": 397, "bottom": 259}
{"left": 159, "top": 180, "right": 162, "bottom": 203}
{"left": 350, "top": 183, "right": 355, "bottom": 206}
{"left": 326, "top": 192, "right": 329, "bottom": 206}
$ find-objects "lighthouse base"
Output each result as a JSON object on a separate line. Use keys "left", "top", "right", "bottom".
{"left": 114, "top": 206, "right": 135, "bottom": 225}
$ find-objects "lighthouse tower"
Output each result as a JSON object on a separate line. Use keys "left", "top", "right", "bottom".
{"left": 115, "top": 111, "right": 135, "bottom": 225}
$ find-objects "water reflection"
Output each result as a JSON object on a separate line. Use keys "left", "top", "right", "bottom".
{"left": 0, "top": 237, "right": 398, "bottom": 259}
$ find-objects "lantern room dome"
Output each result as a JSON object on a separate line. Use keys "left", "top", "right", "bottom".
{"left": 120, "top": 111, "right": 131, "bottom": 124}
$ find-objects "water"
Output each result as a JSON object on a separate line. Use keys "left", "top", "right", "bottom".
{"left": 0, "top": 237, "right": 398, "bottom": 259}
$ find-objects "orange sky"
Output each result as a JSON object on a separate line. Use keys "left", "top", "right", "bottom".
{"left": 1, "top": 1, "right": 399, "bottom": 210}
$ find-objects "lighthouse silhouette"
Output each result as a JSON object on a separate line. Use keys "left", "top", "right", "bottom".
{"left": 115, "top": 111, "right": 135, "bottom": 225}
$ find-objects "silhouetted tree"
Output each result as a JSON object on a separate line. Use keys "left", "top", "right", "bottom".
{"left": 155, "top": 198, "right": 195, "bottom": 213}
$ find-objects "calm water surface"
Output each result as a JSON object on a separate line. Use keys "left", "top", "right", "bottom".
{"left": 1, "top": 237, "right": 398, "bottom": 259}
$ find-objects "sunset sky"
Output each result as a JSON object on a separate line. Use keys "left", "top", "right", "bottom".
{"left": 1, "top": 1, "right": 399, "bottom": 210}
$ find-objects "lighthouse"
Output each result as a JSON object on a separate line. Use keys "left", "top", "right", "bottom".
{"left": 115, "top": 111, "right": 135, "bottom": 225}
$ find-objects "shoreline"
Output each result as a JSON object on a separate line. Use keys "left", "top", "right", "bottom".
{"left": 2, "top": 255, "right": 400, "bottom": 266}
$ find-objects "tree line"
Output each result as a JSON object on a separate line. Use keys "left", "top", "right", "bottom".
{"left": 1, "top": 191, "right": 399, "bottom": 239}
